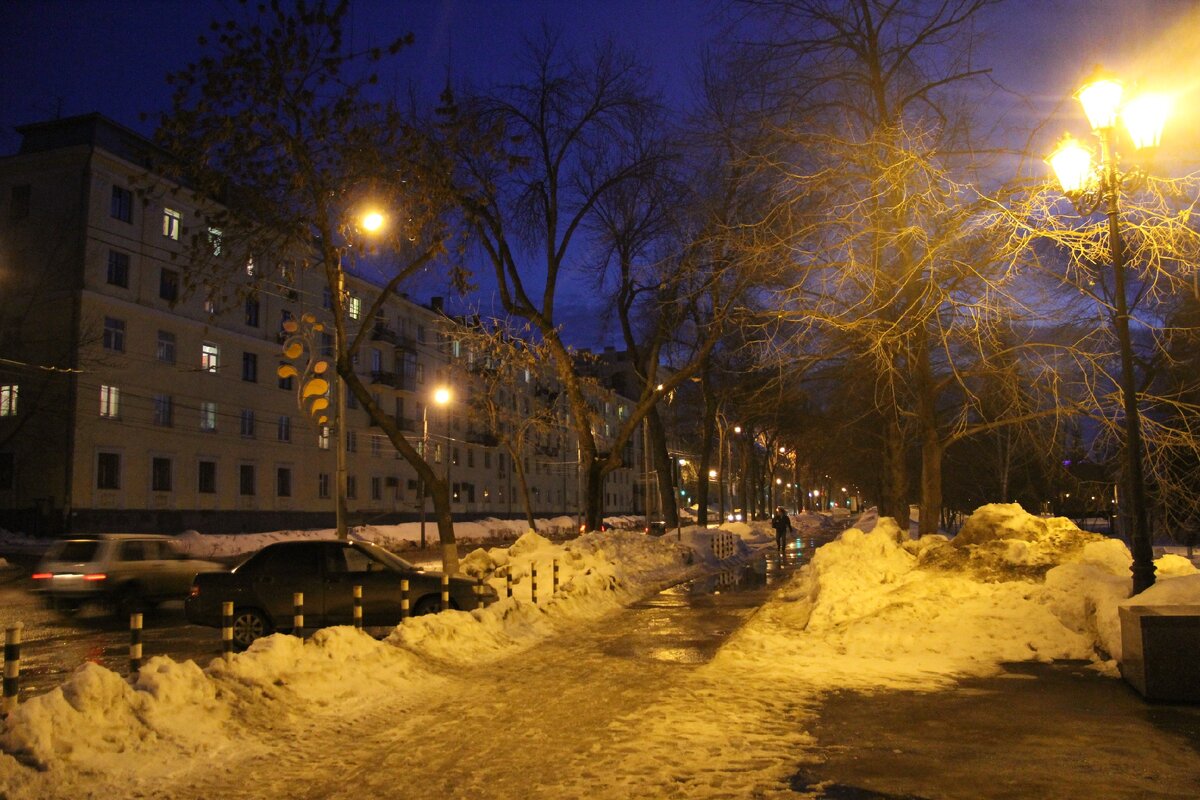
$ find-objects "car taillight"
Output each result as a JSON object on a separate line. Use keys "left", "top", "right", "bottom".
{"left": 32, "top": 572, "right": 51, "bottom": 580}
{"left": 83, "top": 573, "right": 107, "bottom": 581}
{"left": 188, "top": 584, "right": 200, "bottom": 599}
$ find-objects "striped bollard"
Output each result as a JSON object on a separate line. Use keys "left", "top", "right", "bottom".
{"left": 440, "top": 573, "right": 450, "bottom": 612}
{"left": 129, "top": 612, "right": 143, "bottom": 676}
{"left": 353, "top": 585, "right": 363, "bottom": 630}
{"left": 221, "top": 602, "right": 234, "bottom": 662}
{"left": 553, "top": 559, "right": 559, "bottom": 594}
{"left": 401, "top": 579, "right": 410, "bottom": 619}
{"left": 531, "top": 563, "right": 538, "bottom": 605}
{"left": 3, "top": 623, "right": 22, "bottom": 716}
{"left": 474, "top": 577, "right": 484, "bottom": 610}
{"left": 293, "top": 592, "right": 304, "bottom": 637}
{"left": 506, "top": 571, "right": 513, "bottom": 598}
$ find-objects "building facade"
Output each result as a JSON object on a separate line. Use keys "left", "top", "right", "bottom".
{"left": 0, "top": 114, "right": 636, "bottom": 535}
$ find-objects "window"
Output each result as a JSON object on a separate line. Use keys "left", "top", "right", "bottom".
{"left": 162, "top": 207, "right": 181, "bottom": 240}
{"left": 240, "top": 409, "right": 255, "bottom": 438}
{"left": 319, "top": 332, "right": 333, "bottom": 357}
{"left": 245, "top": 295, "right": 260, "bottom": 327}
{"left": 276, "top": 467, "right": 292, "bottom": 498}
{"left": 10, "top": 184, "right": 31, "bottom": 221}
{"left": 371, "top": 476, "right": 382, "bottom": 501}
{"left": 239, "top": 464, "right": 256, "bottom": 496}
{"left": 106, "top": 250, "right": 129, "bottom": 287}
{"left": 322, "top": 287, "right": 332, "bottom": 310}
{"left": 151, "top": 331, "right": 175, "bottom": 365}
{"left": 346, "top": 430, "right": 357, "bottom": 453}
{"left": 318, "top": 426, "right": 330, "bottom": 450}
{"left": 152, "top": 394, "right": 174, "bottom": 427}
{"left": 416, "top": 363, "right": 425, "bottom": 384}
{"left": 417, "top": 325, "right": 426, "bottom": 343}
{"left": 198, "top": 460, "right": 217, "bottom": 493}
{"left": 97, "top": 452, "right": 121, "bottom": 489}
{"left": 278, "top": 363, "right": 293, "bottom": 391}
{"left": 348, "top": 294, "right": 361, "bottom": 320}
{"left": 371, "top": 434, "right": 381, "bottom": 457}
{"left": 110, "top": 186, "right": 132, "bottom": 223}
{"left": 346, "top": 390, "right": 358, "bottom": 410}
{"left": 201, "top": 343, "right": 219, "bottom": 373}
{"left": 452, "top": 447, "right": 460, "bottom": 467}
{"left": 200, "top": 401, "right": 217, "bottom": 432}
{"left": 242, "top": 352, "right": 258, "bottom": 382}
{"left": 151, "top": 457, "right": 172, "bottom": 492}
{"left": 99, "top": 385, "right": 120, "bottom": 418}
{"left": 208, "top": 226, "right": 222, "bottom": 255}
{"left": 160, "top": 268, "right": 179, "bottom": 302}
{"left": 484, "top": 451, "right": 491, "bottom": 469}
{"left": 318, "top": 472, "right": 330, "bottom": 499}
{"left": 277, "top": 416, "right": 291, "bottom": 442}
{"left": 370, "top": 349, "right": 383, "bottom": 372}
{"left": 102, "top": 317, "right": 125, "bottom": 352}
{"left": 346, "top": 475, "right": 357, "bottom": 500}
{"left": 246, "top": 257, "right": 256, "bottom": 277}
{"left": 467, "top": 449, "right": 475, "bottom": 468}
{"left": 0, "top": 385, "right": 17, "bottom": 417}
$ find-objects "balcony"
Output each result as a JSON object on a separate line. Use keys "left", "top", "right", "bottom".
{"left": 370, "top": 323, "right": 398, "bottom": 345}
{"left": 466, "top": 427, "right": 500, "bottom": 447}
{"left": 370, "top": 414, "right": 416, "bottom": 433}
{"left": 370, "top": 370, "right": 400, "bottom": 388}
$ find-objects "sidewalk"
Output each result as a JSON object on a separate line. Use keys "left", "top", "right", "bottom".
{"left": 790, "top": 660, "right": 1200, "bottom": 799}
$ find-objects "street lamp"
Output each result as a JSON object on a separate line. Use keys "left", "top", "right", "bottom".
{"left": 419, "top": 385, "right": 453, "bottom": 550}
{"left": 1046, "top": 67, "right": 1170, "bottom": 594}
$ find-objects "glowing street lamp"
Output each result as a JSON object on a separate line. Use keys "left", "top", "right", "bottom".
{"left": 1046, "top": 67, "right": 1170, "bottom": 593}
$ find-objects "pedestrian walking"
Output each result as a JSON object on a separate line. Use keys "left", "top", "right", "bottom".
{"left": 771, "top": 507, "right": 792, "bottom": 555}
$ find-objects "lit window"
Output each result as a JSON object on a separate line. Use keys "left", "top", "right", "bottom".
{"left": 162, "top": 208, "right": 181, "bottom": 240}
{"left": 200, "top": 401, "right": 217, "bottom": 432}
{"left": 0, "top": 385, "right": 17, "bottom": 416}
{"left": 318, "top": 426, "right": 330, "bottom": 450}
{"left": 208, "top": 227, "right": 222, "bottom": 256}
{"left": 102, "top": 317, "right": 125, "bottom": 352}
{"left": 99, "top": 385, "right": 120, "bottom": 418}
{"left": 245, "top": 257, "right": 255, "bottom": 277}
{"left": 201, "top": 343, "right": 220, "bottom": 373}
{"left": 348, "top": 295, "right": 361, "bottom": 320}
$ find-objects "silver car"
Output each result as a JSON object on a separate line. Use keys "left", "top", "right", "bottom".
{"left": 32, "top": 533, "right": 222, "bottom": 615}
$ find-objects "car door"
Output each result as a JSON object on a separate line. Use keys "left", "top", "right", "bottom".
{"left": 245, "top": 543, "right": 327, "bottom": 628}
{"left": 117, "top": 539, "right": 158, "bottom": 594}
{"left": 322, "top": 543, "right": 404, "bottom": 627}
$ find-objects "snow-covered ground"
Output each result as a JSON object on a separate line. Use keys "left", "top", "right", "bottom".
{"left": 2, "top": 504, "right": 1198, "bottom": 798}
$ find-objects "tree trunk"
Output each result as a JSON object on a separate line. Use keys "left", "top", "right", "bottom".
{"left": 696, "top": 376, "right": 719, "bottom": 527}
{"left": 881, "top": 410, "right": 910, "bottom": 530}
{"left": 429, "top": 479, "right": 458, "bottom": 575}
{"left": 646, "top": 408, "right": 678, "bottom": 527}
{"left": 583, "top": 459, "right": 606, "bottom": 532}
{"left": 510, "top": 444, "right": 537, "bottom": 532}
{"left": 919, "top": 427, "right": 943, "bottom": 537}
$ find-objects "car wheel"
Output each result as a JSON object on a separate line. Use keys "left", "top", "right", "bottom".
{"left": 232, "top": 608, "right": 270, "bottom": 649}
{"left": 412, "top": 595, "right": 442, "bottom": 616}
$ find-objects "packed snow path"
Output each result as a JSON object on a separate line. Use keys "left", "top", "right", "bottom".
{"left": 176, "top": 558, "right": 814, "bottom": 799}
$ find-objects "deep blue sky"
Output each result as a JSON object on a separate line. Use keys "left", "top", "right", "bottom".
{"left": 2, "top": 0, "right": 1196, "bottom": 346}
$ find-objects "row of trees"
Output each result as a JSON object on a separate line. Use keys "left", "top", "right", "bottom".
{"left": 153, "top": 0, "right": 1200, "bottom": 576}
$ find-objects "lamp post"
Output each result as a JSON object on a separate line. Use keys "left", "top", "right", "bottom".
{"left": 1046, "top": 68, "right": 1170, "bottom": 594}
{"left": 419, "top": 385, "right": 452, "bottom": 550}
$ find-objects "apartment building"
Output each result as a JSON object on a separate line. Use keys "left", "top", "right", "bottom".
{"left": 0, "top": 114, "right": 635, "bottom": 535}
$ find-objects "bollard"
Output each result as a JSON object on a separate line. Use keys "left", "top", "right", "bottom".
{"left": 293, "top": 592, "right": 304, "bottom": 636}
{"left": 475, "top": 577, "right": 484, "bottom": 610}
{"left": 440, "top": 573, "right": 450, "bottom": 612}
{"left": 129, "top": 612, "right": 143, "bottom": 676}
{"left": 353, "top": 585, "right": 363, "bottom": 630}
{"left": 3, "top": 623, "right": 22, "bottom": 716}
{"left": 553, "top": 559, "right": 559, "bottom": 594}
{"left": 401, "top": 579, "right": 410, "bottom": 619}
{"left": 506, "top": 571, "right": 513, "bottom": 599}
{"left": 221, "top": 602, "right": 234, "bottom": 662}
{"left": 531, "top": 563, "right": 538, "bottom": 605}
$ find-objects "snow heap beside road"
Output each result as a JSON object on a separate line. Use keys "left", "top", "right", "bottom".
{"left": 715, "top": 503, "right": 1200, "bottom": 693}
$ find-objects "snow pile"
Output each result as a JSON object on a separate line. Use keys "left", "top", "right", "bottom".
{"left": 716, "top": 504, "right": 1199, "bottom": 692}
{"left": 0, "top": 529, "right": 698, "bottom": 790}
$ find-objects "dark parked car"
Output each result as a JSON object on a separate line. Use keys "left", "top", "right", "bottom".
{"left": 185, "top": 539, "right": 497, "bottom": 648}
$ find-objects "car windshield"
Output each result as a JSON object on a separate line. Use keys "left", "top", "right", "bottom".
{"left": 355, "top": 541, "right": 416, "bottom": 572}
{"left": 46, "top": 540, "right": 101, "bottom": 563}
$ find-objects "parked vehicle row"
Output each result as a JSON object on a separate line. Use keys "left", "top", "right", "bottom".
{"left": 33, "top": 535, "right": 497, "bottom": 649}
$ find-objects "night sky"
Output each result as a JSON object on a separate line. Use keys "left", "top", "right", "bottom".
{"left": 2, "top": 0, "right": 1197, "bottom": 345}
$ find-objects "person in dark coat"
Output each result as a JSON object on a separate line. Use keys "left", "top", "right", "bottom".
{"left": 771, "top": 507, "right": 792, "bottom": 555}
